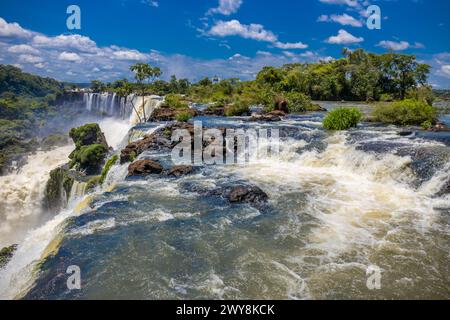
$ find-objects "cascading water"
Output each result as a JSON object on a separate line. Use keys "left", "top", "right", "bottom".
{"left": 0, "top": 145, "right": 74, "bottom": 249}
{"left": 1, "top": 103, "right": 449, "bottom": 300}
{"left": 83, "top": 92, "right": 163, "bottom": 125}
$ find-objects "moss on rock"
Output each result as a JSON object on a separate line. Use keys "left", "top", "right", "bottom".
{"left": 43, "top": 165, "right": 75, "bottom": 211}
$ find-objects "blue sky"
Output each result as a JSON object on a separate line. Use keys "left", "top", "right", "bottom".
{"left": 0, "top": 0, "right": 449, "bottom": 87}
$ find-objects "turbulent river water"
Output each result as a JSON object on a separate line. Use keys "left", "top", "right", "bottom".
{"left": 0, "top": 101, "right": 449, "bottom": 300}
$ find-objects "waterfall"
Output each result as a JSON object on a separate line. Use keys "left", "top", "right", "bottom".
{"left": 0, "top": 145, "right": 74, "bottom": 248}
{"left": 82, "top": 93, "right": 163, "bottom": 125}
{"left": 68, "top": 181, "right": 87, "bottom": 203}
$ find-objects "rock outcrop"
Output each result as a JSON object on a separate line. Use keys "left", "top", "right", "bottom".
{"left": 43, "top": 165, "right": 75, "bottom": 212}
{"left": 167, "top": 165, "right": 193, "bottom": 178}
{"left": 226, "top": 185, "right": 269, "bottom": 204}
{"left": 127, "top": 159, "right": 164, "bottom": 177}
{"left": 68, "top": 123, "right": 109, "bottom": 175}
{"left": 0, "top": 244, "right": 18, "bottom": 269}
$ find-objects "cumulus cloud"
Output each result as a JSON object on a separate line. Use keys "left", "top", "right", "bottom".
{"left": 318, "top": 13, "right": 363, "bottom": 27}
{"left": 58, "top": 51, "right": 82, "bottom": 62}
{"left": 207, "top": 0, "right": 243, "bottom": 16}
{"left": 18, "top": 54, "right": 43, "bottom": 64}
{"left": 326, "top": 29, "right": 363, "bottom": 44}
{"left": 208, "top": 19, "right": 308, "bottom": 49}
{"left": 32, "top": 34, "right": 97, "bottom": 52}
{"left": 0, "top": 17, "right": 32, "bottom": 38}
{"left": 8, "top": 44, "right": 39, "bottom": 54}
{"left": 112, "top": 49, "right": 149, "bottom": 61}
{"left": 377, "top": 40, "right": 425, "bottom": 51}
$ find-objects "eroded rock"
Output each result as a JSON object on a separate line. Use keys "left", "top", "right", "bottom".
{"left": 127, "top": 159, "right": 164, "bottom": 177}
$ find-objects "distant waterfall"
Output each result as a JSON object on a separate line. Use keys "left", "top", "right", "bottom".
{"left": 82, "top": 93, "right": 163, "bottom": 125}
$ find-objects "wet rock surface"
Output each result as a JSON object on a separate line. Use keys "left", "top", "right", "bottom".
{"left": 0, "top": 244, "right": 18, "bottom": 269}
{"left": 127, "top": 159, "right": 164, "bottom": 177}
{"left": 166, "top": 165, "right": 194, "bottom": 178}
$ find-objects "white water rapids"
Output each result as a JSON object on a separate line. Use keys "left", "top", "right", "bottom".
{"left": 0, "top": 106, "right": 449, "bottom": 299}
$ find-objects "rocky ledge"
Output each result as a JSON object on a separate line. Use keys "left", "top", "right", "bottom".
{"left": 0, "top": 244, "right": 18, "bottom": 269}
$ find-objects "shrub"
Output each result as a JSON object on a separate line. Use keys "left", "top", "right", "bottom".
{"left": 175, "top": 111, "right": 193, "bottom": 122}
{"left": 421, "top": 120, "right": 433, "bottom": 130}
{"left": 323, "top": 107, "right": 363, "bottom": 130}
{"left": 164, "top": 94, "right": 189, "bottom": 109}
{"left": 379, "top": 93, "right": 394, "bottom": 102}
{"left": 371, "top": 99, "right": 436, "bottom": 126}
{"left": 285, "top": 92, "right": 312, "bottom": 113}
{"left": 225, "top": 102, "right": 250, "bottom": 117}
{"left": 406, "top": 86, "right": 435, "bottom": 106}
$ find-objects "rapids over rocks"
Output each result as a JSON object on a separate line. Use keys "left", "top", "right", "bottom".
{"left": 0, "top": 99, "right": 449, "bottom": 300}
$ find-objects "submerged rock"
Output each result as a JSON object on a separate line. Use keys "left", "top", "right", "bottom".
{"left": 0, "top": 244, "right": 18, "bottom": 269}
{"left": 250, "top": 110, "right": 285, "bottom": 122}
{"left": 167, "top": 165, "right": 193, "bottom": 178}
{"left": 227, "top": 185, "right": 269, "bottom": 204}
{"left": 399, "top": 131, "right": 414, "bottom": 137}
{"left": 127, "top": 159, "right": 164, "bottom": 177}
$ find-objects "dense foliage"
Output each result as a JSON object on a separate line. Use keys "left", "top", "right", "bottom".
{"left": 323, "top": 107, "right": 363, "bottom": 130}
{"left": 371, "top": 99, "right": 437, "bottom": 126}
{"left": 0, "top": 65, "right": 63, "bottom": 97}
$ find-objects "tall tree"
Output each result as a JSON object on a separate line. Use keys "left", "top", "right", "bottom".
{"left": 130, "top": 63, "right": 162, "bottom": 121}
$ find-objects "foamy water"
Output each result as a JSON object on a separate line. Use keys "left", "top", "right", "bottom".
{"left": 0, "top": 145, "right": 74, "bottom": 248}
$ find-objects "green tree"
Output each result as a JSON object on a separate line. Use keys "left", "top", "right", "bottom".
{"left": 130, "top": 63, "right": 162, "bottom": 121}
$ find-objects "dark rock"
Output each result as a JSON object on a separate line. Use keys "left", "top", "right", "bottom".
{"left": 428, "top": 122, "right": 450, "bottom": 132}
{"left": 0, "top": 244, "right": 18, "bottom": 269}
{"left": 399, "top": 131, "right": 414, "bottom": 137}
{"left": 167, "top": 165, "right": 193, "bottom": 178}
{"left": 43, "top": 165, "right": 75, "bottom": 212}
{"left": 127, "top": 159, "right": 164, "bottom": 177}
{"left": 249, "top": 110, "right": 286, "bottom": 122}
{"left": 227, "top": 185, "right": 269, "bottom": 204}
{"left": 149, "top": 107, "right": 197, "bottom": 122}
{"left": 202, "top": 107, "right": 225, "bottom": 116}
{"left": 274, "top": 98, "right": 290, "bottom": 114}
{"left": 120, "top": 122, "right": 227, "bottom": 164}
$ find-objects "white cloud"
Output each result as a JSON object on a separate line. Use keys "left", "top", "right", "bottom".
{"left": 319, "top": 0, "right": 361, "bottom": 8}
{"left": 112, "top": 49, "right": 149, "bottom": 61}
{"left": 377, "top": 40, "right": 425, "bottom": 51}
{"left": 58, "top": 51, "right": 82, "bottom": 62}
{"left": 318, "top": 13, "right": 363, "bottom": 27}
{"left": 208, "top": 0, "right": 243, "bottom": 16}
{"left": 441, "top": 65, "right": 450, "bottom": 77}
{"left": 8, "top": 44, "right": 39, "bottom": 54}
{"left": 33, "top": 34, "right": 97, "bottom": 52}
{"left": 141, "top": 0, "right": 159, "bottom": 7}
{"left": 208, "top": 20, "right": 307, "bottom": 49}
{"left": 273, "top": 41, "right": 308, "bottom": 49}
{"left": 326, "top": 29, "right": 363, "bottom": 44}
{"left": 18, "top": 54, "right": 43, "bottom": 63}
{"left": 209, "top": 20, "right": 277, "bottom": 42}
{"left": 0, "top": 17, "right": 32, "bottom": 38}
